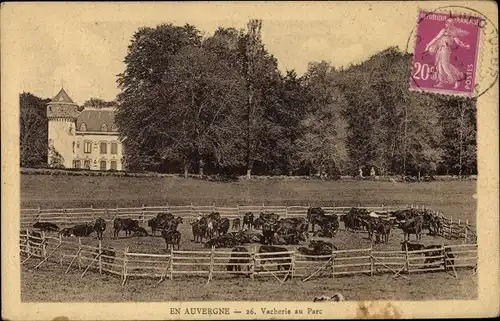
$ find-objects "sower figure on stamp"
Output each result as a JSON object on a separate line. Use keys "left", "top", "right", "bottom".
{"left": 425, "top": 18, "right": 470, "bottom": 89}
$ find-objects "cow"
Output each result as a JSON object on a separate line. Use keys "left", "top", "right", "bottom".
{"left": 93, "top": 218, "right": 106, "bottom": 240}
{"left": 374, "top": 219, "right": 392, "bottom": 243}
{"left": 164, "top": 216, "right": 183, "bottom": 232}
{"left": 402, "top": 216, "right": 424, "bottom": 241}
{"left": 72, "top": 223, "right": 95, "bottom": 237}
{"left": 148, "top": 217, "right": 160, "bottom": 236}
{"left": 113, "top": 218, "right": 139, "bottom": 239}
{"left": 252, "top": 217, "right": 264, "bottom": 230}
{"left": 307, "top": 207, "right": 326, "bottom": 233}
{"left": 162, "top": 229, "right": 181, "bottom": 250}
{"left": 133, "top": 227, "right": 149, "bottom": 237}
{"left": 261, "top": 221, "right": 277, "bottom": 245}
{"left": 243, "top": 212, "right": 254, "bottom": 230}
{"left": 400, "top": 240, "right": 425, "bottom": 252}
{"left": 191, "top": 220, "right": 206, "bottom": 243}
{"left": 313, "top": 293, "right": 345, "bottom": 302}
{"left": 217, "top": 218, "right": 230, "bottom": 236}
{"left": 32, "top": 222, "right": 59, "bottom": 232}
{"left": 227, "top": 246, "right": 251, "bottom": 275}
{"left": 257, "top": 245, "right": 292, "bottom": 276}
{"left": 232, "top": 218, "right": 241, "bottom": 231}
{"left": 58, "top": 227, "right": 75, "bottom": 237}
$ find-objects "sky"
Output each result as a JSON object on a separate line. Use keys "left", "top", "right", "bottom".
{"left": 4, "top": 1, "right": 488, "bottom": 105}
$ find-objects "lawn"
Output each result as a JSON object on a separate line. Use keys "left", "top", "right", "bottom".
{"left": 21, "top": 175, "right": 477, "bottom": 223}
{"left": 20, "top": 174, "right": 477, "bottom": 302}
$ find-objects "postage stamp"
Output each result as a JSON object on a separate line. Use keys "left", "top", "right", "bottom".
{"left": 410, "top": 10, "right": 484, "bottom": 97}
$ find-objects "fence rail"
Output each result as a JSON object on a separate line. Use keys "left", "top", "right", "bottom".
{"left": 20, "top": 231, "right": 477, "bottom": 284}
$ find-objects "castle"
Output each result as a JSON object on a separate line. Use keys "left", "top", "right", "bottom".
{"left": 47, "top": 88, "right": 124, "bottom": 170}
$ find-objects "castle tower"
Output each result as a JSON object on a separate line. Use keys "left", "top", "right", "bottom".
{"left": 47, "top": 88, "right": 79, "bottom": 168}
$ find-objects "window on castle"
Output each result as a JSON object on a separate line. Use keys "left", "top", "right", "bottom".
{"left": 111, "top": 142, "right": 118, "bottom": 154}
{"left": 101, "top": 123, "right": 108, "bottom": 132}
{"left": 80, "top": 123, "right": 87, "bottom": 131}
{"left": 100, "top": 142, "right": 107, "bottom": 154}
{"left": 84, "top": 160, "right": 91, "bottom": 169}
{"left": 111, "top": 124, "right": 118, "bottom": 132}
{"left": 100, "top": 160, "right": 107, "bottom": 171}
{"left": 84, "top": 142, "right": 92, "bottom": 153}
{"left": 73, "top": 160, "right": 81, "bottom": 169}
{"left": 110, "top": 160, "right": 117, "bottom": 170}
{"left": 76, "top": 142, "right": 80, "bottom": 149}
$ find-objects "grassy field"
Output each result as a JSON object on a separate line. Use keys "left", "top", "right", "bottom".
{"left": 21, "top": 175, "right": 477, "bottom": 222}
{"left": 20, "top": 174, "right": 477, "bottom": 302}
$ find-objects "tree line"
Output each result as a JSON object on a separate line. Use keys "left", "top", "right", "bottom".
{"left": 20, "top": 20, "right": 477, "bottom": 178}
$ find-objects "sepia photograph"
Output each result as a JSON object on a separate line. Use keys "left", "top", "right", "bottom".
{"left": 2, "top": 1, "right": 498, "bottom": 320}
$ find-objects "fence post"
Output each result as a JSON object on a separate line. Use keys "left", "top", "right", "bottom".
{"left": 122, "top": 246, "right": 129, "bottom": 285}
{"left": 291, "top": 250, "right": 296, "bottom": 279}
{"left": 26, "top": 229, "right": 31, "bottom": 255}
{"left": 208, "top": 246, "right": 215, "bottom": 282}
{"left": 237, "top": 204, "right": 240, "bottom": 219}
{"left": 170, "top": 247, "right": 174, "bottom": 280}
{"left": 405, "top": 243, "right": 410, "bottom": 275}
{"left": 464, "top": 219, "right": 468, "bottom": 243}
{"left": 370, "top": 247, "right": 374, "bottom": 276}
{"left": 77, "top": 237, "right": 82, "bottom": 270}
{"left": 59, "top": 233, "right": 63, "bottom": 267}
{"left": 98, "top": 239, "right": 102, "bottom": 274}
{"left": 191, "top": 202, "right": 194, "bottom": 216}
{"left": 450, "top": 217, "right": 453, "bottom": 239}
{"left": 331, "top": 247, "right": 335, "bottom": 278}
{"left": 37, "top": 206, "right": 41, "bottom": 222}
{"left": 41, "top": 230, "right": 47, "bottom": 259}
{"left": 285, "top": 205, "right": 288, "bottom": 218}
{"left": 250, "top": 246, "right": 255, "bottom": 280}
{"left": 442, "top": 241, "right": 447, "bottom": 271}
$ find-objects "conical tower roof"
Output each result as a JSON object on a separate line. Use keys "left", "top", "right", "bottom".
{"left": 50, "top": 88, "right": 75, "bottom": 104}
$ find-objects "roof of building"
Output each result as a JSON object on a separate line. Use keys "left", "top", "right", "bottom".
{"left": 76, "top": 108, "right": 118, "bottom": 132}
{"left": 49, "top": 88, "right": 75, "bottom": 104}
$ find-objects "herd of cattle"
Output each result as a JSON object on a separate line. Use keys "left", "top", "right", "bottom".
{"left": 26, "top": 207, "right": 457, "bottom": 277}
{"left": 30, "top": 206, "right": 445, "bottom": 249}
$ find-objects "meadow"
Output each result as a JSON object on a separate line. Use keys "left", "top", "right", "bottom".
{"left": 20, "top": 174, "right": 477, "bottom": 301}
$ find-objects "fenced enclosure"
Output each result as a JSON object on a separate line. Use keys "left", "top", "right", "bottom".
{"left": 20, "top": 231, "right": 477, "bottom": 285}
{"left": 20, "top": 204, "right": 476, "bottom": 242}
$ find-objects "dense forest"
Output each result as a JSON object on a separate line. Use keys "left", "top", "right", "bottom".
{"left": 20, "top": 20, "right": 477, "bottom": 178}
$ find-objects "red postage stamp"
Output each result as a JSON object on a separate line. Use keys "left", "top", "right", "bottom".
{"left": 410, "top": 10, "right": 484, "bottom": 97}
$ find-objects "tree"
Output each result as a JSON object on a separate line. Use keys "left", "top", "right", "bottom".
{"left": 82, "top": 98, "right": 116, "bottom": 109}
{"left": 20, "top": 92, "right": 50, "bottom": 168}
{"left": 296, "top": 62, "right": 349, "bottom": 177}
{"left": 116, "top": 24, "right": 203, "bottom": 171}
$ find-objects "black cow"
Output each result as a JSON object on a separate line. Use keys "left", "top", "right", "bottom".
{"left": 217, "top": 218, "right": 230, "bottom": 236}
{"left": 227, "top": 246, "right": 251, "bottom": 275}
{"left": 162, "top": 229, "right": 181, "bottom": 250}
{"left": 32, "top": 222, "right": 59, "bottom": 232}
{"left": 253, "top": 217, "right": 264, "bottom": 230}
{"left": 243, "top": 212, "right": 254, "bottom": 230}
{"left": 72, "top": 223, "right": 95, "bottom": 237}
{"left": 307, "top": 207, "right": 326, "bottom": 233}
{"left": 113, "top": 218, "right": 139, "bottom": 239}
{"left": 58, "top": 227, "right": 75, "bottom": 237}
{"left": 148, "top": 217, "right": 159, "bottom": 236}
{"left": 374, "top": 219, "right": 392, "bottom": 243}
{"left": 232, "top": 218, "right": 241, "bottom": 231}
{"left": 261, "top": 222, "right": 277, "bottom": 245}
{"left": 133, "top": 227, "right": 149, "bottom": 237}
{"left": 258, "top": 245, "right": 292, "bottom": 275}
{"left": 93, "top": 218, "right": 106, "bottom": 240}
{"left": 400, "top": 240, "right": 425, "bottom": 252}
{"left": 402, "top": 216, "right": 424, "bottom": 241}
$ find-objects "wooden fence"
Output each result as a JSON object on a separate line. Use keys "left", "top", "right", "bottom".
{"left": 20, "top": 231, "right": 478, "bottom": 284}
{"left": 20, "top": 204, "right": 476, "bottom": 242}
